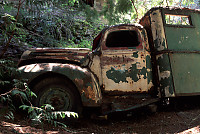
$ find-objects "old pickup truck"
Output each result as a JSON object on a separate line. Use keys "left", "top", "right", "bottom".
{"left": 18, "top": 7, "right": 200, "bottom": 115}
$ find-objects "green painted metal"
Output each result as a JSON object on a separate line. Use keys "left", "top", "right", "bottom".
{"left": 163, "top": 9, "right": 200, "bottom": 95}
{"left": 145, "top": 8, "right": 200, "bottom": 97}
{"left": 147, "top": 8, "right": 175, "bottom": 97}
{"left": 156, "top": 54, "right": 174, "bottom": 96}
{"left": 169, "top": 53, "right": 200, "bottom": 94}
{"left": 106, "top": 63, "right": 148, "bottom": 83}
{"left": 132, "top": 52, "right": 139, "bottom": 58}
{"left": 146, "top": 55, "right": 153, "bottom": 84}
{"left": 165, "top": 15, "right": 200, "bottom": 50}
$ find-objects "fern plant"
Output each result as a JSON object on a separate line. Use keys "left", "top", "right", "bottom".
{"left": 0, "top": 58, "right": 36, "bottom": 120}
{"left": 0, "top": 58, "right": 78, "bottom": 130}
{"left": 0, "top": 59, "right": 30, "bottom": 120}
{"left": 19, "top": 104, "right": 78, "bottom": 128}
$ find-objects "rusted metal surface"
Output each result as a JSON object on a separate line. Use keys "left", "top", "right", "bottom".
{"left": 88, "top": 54, "right": 103, "bottom": 85}
{"left": 95, "top": 24, "right": 154, "bottom": 95}
{"left": 18, "top": 48, "right": 90, "bottom": 67}
{"left": 17, "top": 7, "right": 200, "bottom": 114}
{"left": 140, "top": 8, "right": 175, "bottom": 98}
{"left": 39, "top": 87, "right": 71, "bottom": 110}
{"left": 140, "top": 11, "right": 160, "bottom": 98}
{"left": 161, "top": 7, "right": 200, "bottom": 96}
{"left": 101, "top": 94, "right": 159, "bottom": 114}
{"left": 100, "top": 50, "right": 153, "bottom": 94}
{"left": 140, "top": 7, "right": 200, "bottom": 97}
{"left": 18, "top": 23, "right": 158, "bottom": 113}
{"left": 100, "top": 24, "right": 144, "bottom": 50}
{"left": 161, "top": 8, "right": 200, "bottom": 96}
{"left": 18, "top": 63, "right": 102, "bottom": 107}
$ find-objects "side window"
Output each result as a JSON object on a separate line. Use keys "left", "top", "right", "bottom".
{"left": 106, "top": 30, "right": 140, "bottom": 47}
{"left": 165, "top": 14, "right": 192, "bottom": 26}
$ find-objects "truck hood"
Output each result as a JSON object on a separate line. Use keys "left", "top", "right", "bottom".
{"left": 18, "top": 48, "right": 91, "bottom": 67}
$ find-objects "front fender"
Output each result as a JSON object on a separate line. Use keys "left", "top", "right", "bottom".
{"left": 18, "top": 63, "right": 102, "bottom": 107}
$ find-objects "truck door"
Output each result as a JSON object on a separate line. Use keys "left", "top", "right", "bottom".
{"left": 100, "top": 26, "right": 153, "bottom": 95}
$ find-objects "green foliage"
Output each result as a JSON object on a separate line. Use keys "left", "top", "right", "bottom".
{"left": 19, "top": 104, "right": 78, "bottom": 128}
{"left": 0, "top": 0, "right": 104, "bottom": 55}
{"left": 0, "top": 1, "right": 93, "bottom": 129}
{"left": 0, "top": 58, "right": 35, "bottom": 121}
{"left": 100, "top": 0, "right": 200, "bottom": 25}
{"left": 101, "top": 0, "right": 120, "bottom": 25}
{"left": 0, "top": 13, "right": 23, "bottom": 44}
{"left": 4, "top": 111, "right": 14, "bottom": 120}
{"left": 115, "top": 0, "right": 132, "bottom": 14}
{"left": 78, "top": 39, "right": 92, "bottom": 49}
{"left": 0, "top": 58, "right": 78, "bottom": 129}
{"left": 1, "top": 0, "right": 199, "bottom": 52}
{"left": 0, "top": 59, "right": 20, "bottom": 91}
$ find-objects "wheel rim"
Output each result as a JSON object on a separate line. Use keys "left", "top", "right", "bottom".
{"left": 39, "top": 87, "right": 72, "bottom": 111}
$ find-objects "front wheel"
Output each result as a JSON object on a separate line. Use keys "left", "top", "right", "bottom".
{"left": 32, "top": 77, "right": 82, "bottom": 114}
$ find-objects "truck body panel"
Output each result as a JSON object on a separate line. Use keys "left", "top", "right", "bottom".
{"left": 164, "top": 9, "right": 200, "bottom": 95}
{"left": 98, "top": 25, "right": 153, "bottom": 95}
{"left": 140, "top": 8, "right": 175, "bottom": 98}
{"left": 150, "top": 9, "right": 175, "bottom": 98}
{"left": 18, "top": 63, "right": 102, "bottom": 107}
{"left": 18, "top": 48, "right": 90, "bottom": 67}
{"left": 140, "top": 7, "right": 200, "bottom": 97}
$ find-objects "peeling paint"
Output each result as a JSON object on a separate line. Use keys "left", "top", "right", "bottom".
{"left": 101, "top": 49, "right": 152, "bottom": 93}
{"left": 18, "top": 48, "right": 91, "bottom": 67}
{"left": 21, "top": 7, "right": 200, "bottom": 112}
{"left": 106, "top": 64, "right": 147, "bottom": 83}
{"left": 150, "top": 10, "right": 167, "bottom": 51}
{"left": 19, "top": 63, "right": 102, "bottom": 107}
{"left": 132, "top": 52, "right": 139, "bottom": 58}
{"left": 160, "top": 71, "right": 170, "bottom": 79}
{"left": 164, "top": 86, "right": 175, "bottom": 97}
{"left": 18, "top": 7, "right": 200, "bottom": 114}
{"left": 98, "top": 25, "right": 154, "bottom": 94}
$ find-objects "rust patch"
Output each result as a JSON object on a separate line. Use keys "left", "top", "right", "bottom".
{"left": 18, "top": 48, "right": 91, "bottom": 67}
{"left": 101, "top": 55, "right": 135, "bottom": 66}
{"left": 101, "top": 93, "right": 159, "bottom": 114}
{"left": 81, "top": 85, "right": 96, "bottom": 101}
{"left": 100, "top": 24, "right": 144, "bottom": 51}
{"left": 19, "top": 63, "right": 102, "bottom": 107}
{"left": 74, "top": 78, "right": 84, "bottom": 87}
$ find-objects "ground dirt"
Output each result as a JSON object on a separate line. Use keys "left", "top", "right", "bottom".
{"left": 1, "top": 96, "right": 200, "bottom": 134}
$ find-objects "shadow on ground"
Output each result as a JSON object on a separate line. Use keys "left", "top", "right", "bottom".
{"left": 72, "top": 96, "right": 200, "bottom": 134}
{"left": 1, "top": 96, "right": 200, "bottom": 133}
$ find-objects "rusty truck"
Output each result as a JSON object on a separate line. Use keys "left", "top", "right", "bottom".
{"left": 18, "top": 7, "right": 200, "bottom": 115}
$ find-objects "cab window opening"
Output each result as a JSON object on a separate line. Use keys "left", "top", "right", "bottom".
{"left": 106, "top": 30, "right": 140, "bottom": 47}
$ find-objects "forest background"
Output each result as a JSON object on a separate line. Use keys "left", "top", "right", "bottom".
{"left": 0, "top": 0, "right": 200, "bottom": 132}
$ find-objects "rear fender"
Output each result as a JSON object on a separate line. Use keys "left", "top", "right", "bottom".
{"left": 18, "top": 63, "right": 102, "bottom": 107}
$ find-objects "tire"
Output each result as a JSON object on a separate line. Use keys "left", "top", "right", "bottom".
{"left": 32, "top": 77, "right": 82, "bottom": 114}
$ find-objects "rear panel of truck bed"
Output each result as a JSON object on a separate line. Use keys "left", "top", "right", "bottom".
{"left": 140, "top": 7, "right": 200, "bottom": 97}
{"left": 164, "top": 8, "right": 200, "bottom": 95}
